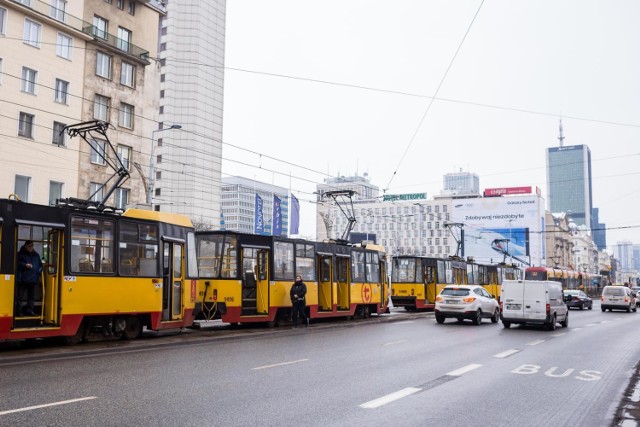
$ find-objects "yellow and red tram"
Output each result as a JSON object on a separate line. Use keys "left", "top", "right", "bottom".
{"left": 195, "top": 231, "right": 389, "bottom": 326}
{"left": 0, "top": 199, "right": 198, "bottom": 343}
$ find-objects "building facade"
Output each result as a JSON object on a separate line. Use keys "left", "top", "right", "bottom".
{"left": 591, "top": 207, "right": 606, "bottom": 250}
{"left": 546, "top": 144, "right": 593, "bottom": 230}
{"left": 221, "top": 176, "right": 289, "bottom": 236}
{"left": 443, "top": 170, "right": 479, "bottom": 194}
{"left": 153, "top": 0, "right": 226, "bottom": 226}
{"left": 77, "top": 0, "right": 163, "bottom": 210}
{"left": 0, "top": 0, "right": 91, "bottom": 204}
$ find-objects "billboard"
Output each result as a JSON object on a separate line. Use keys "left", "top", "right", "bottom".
{"left": 451, "top": 196, "right": 545, "bottom": 266}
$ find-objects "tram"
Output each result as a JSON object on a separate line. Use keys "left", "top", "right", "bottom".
{"left": 194, "top": 231, "right": 389, "bottom": 326}
{"left": 524, "top": 266, "right": 591, "bottom": 291}
{"left": 390, "top": 256, "right": 467, "bottom": 310}
{"left": 466, "top": 261, "right": 522, "bottom": 301}
{"left": 0, "top": 199, "right": 198, "bottom": 343}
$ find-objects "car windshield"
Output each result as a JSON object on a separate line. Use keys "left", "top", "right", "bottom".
{"left": 603, "top": 287, "right": 626, "bottom": 296}
{"left": 440, "top": 288, "right": 470, "bottom": 297}
{"left": 565, "top": 290, "right": 579, "bottom": 296}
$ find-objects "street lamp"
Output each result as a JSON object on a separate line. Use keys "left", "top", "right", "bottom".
{"left": 148, "top": 124, "right": 181, "bottom": 206}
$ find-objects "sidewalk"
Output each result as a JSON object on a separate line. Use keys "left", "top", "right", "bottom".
{"left": 613, "top": 360, "right": 640, "bottom": 426}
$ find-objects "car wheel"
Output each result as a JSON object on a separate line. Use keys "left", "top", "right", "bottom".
{"left": 491, "top": 308, "right": 500, "bottom": 324}
{"left": 502, "top": 321, "right": 511, "bottom": 329}
{"left": 601, "top": 307, "right": 606, "bottom": 312}
{"left": 634, "top": 306, "right": 638, "bottom": 313}
{"left": 627, "top": 305, "right": 631, "bottom": 313}
{"left": 579, "top": 303, "right": 584, "bottom": 310}
{"left": 588, "top": 303, "right": 593, "bottom": 310}
{"left": 435, "top": 313, "right": 445, "bottom": 324}
{"left": 547, "top": 315, "right": 557, "bottom": 331}
{"left": 472, "top": 309, "right": 482, "bottom": 325}
{"left": 560, "top": 312, "right": 568, "bottom": 328}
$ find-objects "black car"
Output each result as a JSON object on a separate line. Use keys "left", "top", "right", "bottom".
{"left": 564, "top": 289, "right": 593, "bottom": 310}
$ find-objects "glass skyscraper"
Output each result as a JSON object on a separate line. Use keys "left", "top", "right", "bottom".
{"left": 546, "top": 144, "right": 593, "bottom": 230}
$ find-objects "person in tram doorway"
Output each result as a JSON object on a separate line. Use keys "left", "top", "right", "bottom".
{"left": 290, "top": 275, "right": 308, "bottom": 327}
{"left": 15, "top": 240, "right": 42, "bottom": 316}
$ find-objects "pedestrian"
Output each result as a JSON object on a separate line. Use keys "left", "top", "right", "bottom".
{"left": 15, "top": 240, "right": 42, "bottom": 316}
{"left": 290, "top": 274, "right": 308, "bottom": 327}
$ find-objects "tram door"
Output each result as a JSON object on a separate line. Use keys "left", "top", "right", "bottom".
{"left": 43, "top": 230, "right": 63, "bottom": 324}
{"left": 241, "top": 247, "right": 269, "bottom": 315}
{"left": 162, "top": 241, "right": 184, "bottom": 321}
{"left": 318, "top": 255, "right": 332, "bottom": 311}
{"left": 425, "top": 264, "right": 437, "bottom": 304}
{"left": 336, "top": 256, "right": 350, "bottom": 311}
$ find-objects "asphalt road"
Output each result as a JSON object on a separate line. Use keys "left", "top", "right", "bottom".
{"left": 0, "top": 302, "right": 638, "bottom": 426}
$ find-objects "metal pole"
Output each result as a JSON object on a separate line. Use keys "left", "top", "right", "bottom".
{"left": 148, "top": 124, "right": 181, "bottom": 207}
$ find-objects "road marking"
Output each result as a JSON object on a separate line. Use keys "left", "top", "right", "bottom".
{"left": 600, "top": 320, "right": 611, "bottom": 324}
{"left": 493, "top": 349, "right": 520, "bottom": 359}
{"left": 391, "top": 321, "right": 415, "bottom": 325}
{"left": 382, "top": 340, "right": 408, "bottom": 347}
{"left": 526, "top": 340, "right": 545, "bottom": 346}
{"left": 0, "top": 397, "right": 97, "bottom": 416}
{"left": 550, "top": 333, "right": 566, "bottom": 337}
{"left": 572, "top": 327, "right": 583, "bottom": 331}
{"left": 446, "top": 364, "right": 482, "bottom": 376}
{"left": 251, "top": 359, "right": 309, "bottom": 370}
{"left": 360, "top": 387, "right": 421, "bottom": 409}
{"left": 585, "top": 323, "right": 596, "bottom": 327}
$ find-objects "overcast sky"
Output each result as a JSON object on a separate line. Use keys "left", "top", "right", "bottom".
{"left": 221, "top": 1, "right": 640, "bottom": 250}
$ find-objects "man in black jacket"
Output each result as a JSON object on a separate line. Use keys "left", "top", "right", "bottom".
{"left": 15, "top": 240, "right": 42, "bottom": 316}
{"left": 290, "top": 275, "right": 308, "bottom": 327}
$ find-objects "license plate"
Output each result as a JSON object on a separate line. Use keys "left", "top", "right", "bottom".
{"left": 506, "top": 304, "right": 521, "bottom": 310}
{"left": 446, "top": 300, "right": 458, "bottom": 304}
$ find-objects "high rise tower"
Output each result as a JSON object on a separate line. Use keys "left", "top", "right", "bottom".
{"left": 546, "top": 122, "right": 593, "bottom": 230}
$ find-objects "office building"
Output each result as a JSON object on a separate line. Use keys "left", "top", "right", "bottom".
{"left": 221, "top": 176, "right": 289, "bottom": 236}
{"left": 153, "top": 0, "right": 226, "bottom": 226}
{"left": 443, "top": 170, "right": 479, "bottom": 195}
{"left": 591, "top": 207, "right": 607, "bottom": 251}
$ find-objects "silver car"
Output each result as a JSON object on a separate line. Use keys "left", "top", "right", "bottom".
{"left": 601, "top": 285, "right": 637, "bottom": 312}
{"left": 435, "top": 285, "right": 500, "bottom": 325}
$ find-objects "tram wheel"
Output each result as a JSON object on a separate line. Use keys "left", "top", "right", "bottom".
{"left": 63, "top": 322, "right": 86, "bottom": 345}
{"left": 122, "top": 316, "right": 142, "bottom": 340}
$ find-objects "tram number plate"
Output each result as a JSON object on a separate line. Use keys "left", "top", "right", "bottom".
{"left": 506, "top": 304, "right": 521, "bottom": 310}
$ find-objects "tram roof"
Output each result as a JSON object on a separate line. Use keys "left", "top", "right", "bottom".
{"left": 123, "top": 209, "right": 193, "bottom": 228}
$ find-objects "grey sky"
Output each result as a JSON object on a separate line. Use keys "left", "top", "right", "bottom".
{"left": 222, "top": 1, "right": 640, "bottom": 249}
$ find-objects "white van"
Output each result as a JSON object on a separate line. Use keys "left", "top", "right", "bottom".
{"left": 500, "top": 280, "right": 569, "bottom": 330}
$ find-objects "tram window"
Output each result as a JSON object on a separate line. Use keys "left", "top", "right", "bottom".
{"left": 274, "top": 241, "right": 294, "bottom": 280}
{"left": 173, "top": 244, "right": 182, "bottom": 277}
{"left": 17, "top": 225, "right": 50, "bottom": 261}
{"left": 243, "top": 248, "right": 258, "bottom": 278}
{"left": 186, "top": 232, "right": 198, "bottom": 279}
{"left": 70, "top": 216, "right": 114, "bottom": 274}
{"left": 351, "top": 251, "right": 366, "bottom": 282}
{"left": 437, "top": 260, "right": 447, "bottom": 284}
{"left": 221, "top": 238, "right": 237, "bottom": 278}
{"left": 118, "top": 221, "right": 159, "bottom": 276}
{"left": 196, "top": 234, "right": 224, "bottom": 278}
{"left": 295, "top": 243, "right": 315, "bottom": 281}
{"left": 392, "top": 258, "right": 416, "bottom": 282}
{"left": 426, "top": 266, "right": 436, "bottom": 283}
{"left": 366, "top": 252, "right": 380, "bottom": 283}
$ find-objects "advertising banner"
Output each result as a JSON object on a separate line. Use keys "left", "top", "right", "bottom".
{"left": 273, "top": 195, "right": 282, "bottom": 236}
{"left": 254, "top": 193, "right": 264, "bottom": 234}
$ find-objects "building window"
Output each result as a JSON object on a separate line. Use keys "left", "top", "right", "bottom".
{"left": 117, "top": 145, "right": 131, "bottom": 170}
{"left": 120, "top": 62, "right": 135, "bottom": 87}
{"left": 17, "top": 0, "right": 32, "bottom": 6}
{"left": 94, "top": 95, "right": 110, "bottom": 121}
{"left": 156, "top": 171, "right": 161, "bottom": 180}
{"left": 15, "top": 175, "right": 31, "bottom": 201}
{"left": 56, "top": 33, "right": 72, "bottom": 60}
{"left": 117, "top": 27, "right": 131, "bottom": 52}
{"left": 21, "top": 67, "right": 37, "bottom": 94}
{"left": 127, "top": 0, "right": 135, "bottom": 15}
{"left": 119, "top": 103, "right": 134, "bottom": 129}
{"left": 116, "top": 0, "right": 124, "bottom": 9}
{"left": 159, "top": 42, "right": 166, "bottom": 52}
{"left": 52, "top": 121, "right": 66, "bottom": 146}
{"left": 49, "top": 181, "right": 63, "bottom": 205}
{"left": 0, "top": 8, "right": 7, "bottom": 35}
{"left": 0, "top": 58, "right": 3, "bottom": 84}
{"left": 114, "top": 188, "right": 128, "bottom": 209}
{"left": 23, "top": 18, "right": 42, "bottom": 47}
{"left": 93, "top": 15, "right": 108, "bottom": 39}
{"left": 96, "top": 52, "right": 111, "bottom": 79}
{"left": 50, "top": 0, "right": 67, "bottom": 22}
{"left": 54, "top": 79, "right": 69, "bottom": 104}
{"left": 90, "top": 139, "right": 106, "bottom": 165}
{"left": 89, "top": 182, "right": 104, "bottom": 202}
{"left": 18, "top": 112, "right": 35, "bottom": 138}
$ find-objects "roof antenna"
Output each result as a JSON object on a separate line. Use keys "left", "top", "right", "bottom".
{"left": 558, "top": 119, "right": 565, "bottom": 147}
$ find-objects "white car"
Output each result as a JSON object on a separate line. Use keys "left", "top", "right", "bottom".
{"left": 434, "top": 285, "right": 500, "bottom": 325}
{"left": 601, "top": 285, "right": 637, "bottom": 312}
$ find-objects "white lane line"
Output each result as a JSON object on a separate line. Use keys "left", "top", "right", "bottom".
{"left": 493, "top": 349, "right": 520, "bottom": 359}
{"left": 446, "top": 364, "right": 483, "bottom": 376}
{"left": 0, "top": 397, "right": 97, "bottom": 416}
{"left": 382, "top": 340, "right": 408, "bottom": 347}
{"left": 360, "top": 387, "right": 422, "bottom": 409}
{"left": 392, "top": 321, "right": 416, "bottom": 325}
{"left": 572, "top": 327, "right": 583, "bottom": 331}
{"left": 585, "top": 323, "right": 596, "bottom": 327}
{"left": 600, "top": 320, "right": 612, "bottom": 324}
{"left": 550, "top": 333, "right": 566, "bottom": 337}
{"left": 252, "top": 359, "right": 309, "bottom": 370}
{"left": 526, "top": 340, "right": 545, "bottom": 346}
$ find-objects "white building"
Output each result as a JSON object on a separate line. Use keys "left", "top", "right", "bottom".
{"left": 153, "top": 0, "right": 226, "bottom": 225}
{"left": 221, "top": 176, "right": 290, "bottom": 236}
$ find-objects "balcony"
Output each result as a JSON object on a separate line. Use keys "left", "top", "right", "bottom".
{"left": 8, "top": 0, "right": 86, "bottom": 33}
{"left": 83, "top": 25, "right": 150, "bottom": 64}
